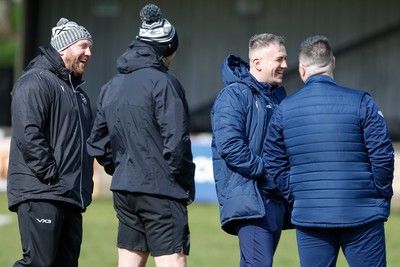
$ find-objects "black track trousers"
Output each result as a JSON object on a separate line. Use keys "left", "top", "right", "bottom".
{"left": 13, "top": 200, "right": 82, "bottom": 267}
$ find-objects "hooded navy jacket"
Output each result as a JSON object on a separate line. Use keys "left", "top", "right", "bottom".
{"left": 87, "top": 41, "right": 195, "bottom": 203}
{"left": 211, "top": 55, "right": 286, "bottom": 234}
{"left": 7, "top": 45, "right": 94, "bottom": 211}
{"left": 265, "top": 75, "right": 394, "bottom": 228}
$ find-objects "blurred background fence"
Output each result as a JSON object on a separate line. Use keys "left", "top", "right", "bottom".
{"left": 0, "top": 132, "right": 399, "bottom": 209}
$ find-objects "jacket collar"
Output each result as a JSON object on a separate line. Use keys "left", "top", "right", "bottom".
{"left": 38, "top": 45, "right": 84, "bottom": 87}
{"left": 116, "top": 41, "right": 166, "bottom": 74}
{"left": 305, "top": 74, "right": 337, "bottom": 86}
{"left": 222, "top": 54, "right": 277, "bottom": 96}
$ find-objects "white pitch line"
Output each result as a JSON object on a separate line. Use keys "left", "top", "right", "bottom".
{"left": 0, "top": 214, "right": 13, "bottom": 226}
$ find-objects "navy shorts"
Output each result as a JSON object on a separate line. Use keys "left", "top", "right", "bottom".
{"left": 113, "top": 191, "right": 190, "bottom": 256}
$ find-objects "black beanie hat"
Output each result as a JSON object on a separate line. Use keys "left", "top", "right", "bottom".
{"left": 136, "top": 4, "right": 179, "bottom": 57}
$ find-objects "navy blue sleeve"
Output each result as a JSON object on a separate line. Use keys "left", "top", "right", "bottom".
{"left": 211, "top": 87, "right": 265, "bottom": 179}
{"left": 264, "top": 105, "right": 292, "bottom": 203}
{"left": 360, "top": 94, "right": 394, "bottom": 198}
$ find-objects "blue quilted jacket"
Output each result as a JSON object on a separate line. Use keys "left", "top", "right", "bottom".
{"left": 211, "top": 55, "right": 286, "bottom": 234}
{"left": 265, "top": 75, "right": 394, "bottom": 228}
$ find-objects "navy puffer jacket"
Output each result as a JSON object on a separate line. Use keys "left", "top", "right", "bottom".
{"left": 211, "top": 55, "right": 286, "bottom": 234}
{"left": 265, "top": 75, "right": 394, "bottom": 228}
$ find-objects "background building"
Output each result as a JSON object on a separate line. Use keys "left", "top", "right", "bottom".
{"left": 0, "top": 0, "right": 399, "bottom": 203}
{"left": 13, "top": 0, "right": 400, "bottom": 138}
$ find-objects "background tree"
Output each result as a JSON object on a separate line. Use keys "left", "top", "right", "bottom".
{"left": 0, "top": 0, "right": 11, "bottom": 39}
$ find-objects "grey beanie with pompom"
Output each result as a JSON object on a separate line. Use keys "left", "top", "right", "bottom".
{"left": 136, "top": 4, "right": 178, "bottom": 57}
{"left": 51, "top": 18, "right": 93, "bottom": 52}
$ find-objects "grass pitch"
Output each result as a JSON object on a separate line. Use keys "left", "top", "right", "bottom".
{"left": 1, "top": 194, "right": 399, "bottom": 266}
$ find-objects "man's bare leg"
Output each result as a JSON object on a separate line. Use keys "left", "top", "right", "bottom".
{"left": 154, "top": 252, "right": 187, "bottom": 267}
{"left": 118, "top": 248, "right": 149, "bottom": 267}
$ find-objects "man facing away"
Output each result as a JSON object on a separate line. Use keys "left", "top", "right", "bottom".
{"left": 7, "top": 18, "right": 94, "bottom": 267}
{"left": 87, "top": 4, "right": 195, "bottom": 267}
{"left": 265, "top": 35, "right": 394, "bottom": 267}
{"left": 211, "top": 33, "right": 290, "bottom": 267}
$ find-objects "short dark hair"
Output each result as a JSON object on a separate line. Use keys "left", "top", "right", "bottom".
{"left": 249, "top": 33, "right": 285, "bottom": 52}
{"left": 298, "top": 35, "right": 333, "bottom": 67}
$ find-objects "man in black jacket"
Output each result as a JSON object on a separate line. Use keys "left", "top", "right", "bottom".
{"left": 87, "top": 4, "right": 195, "bottom": 267}
{"left": 7, "top": 18, "right": 94, "bottom": 267}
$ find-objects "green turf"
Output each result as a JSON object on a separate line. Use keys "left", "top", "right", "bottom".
{"left": 1, "top": 193, "right": 399, "bottom": 266}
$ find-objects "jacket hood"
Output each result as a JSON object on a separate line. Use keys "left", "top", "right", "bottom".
{"left": 116, "top": 41, "right": 166, "bottom": 74}
{"left": 221, "top": 55, "right": 271, "bottom": 94}
{"left": 24, "top": 45, "right": 82, "bottom": 85}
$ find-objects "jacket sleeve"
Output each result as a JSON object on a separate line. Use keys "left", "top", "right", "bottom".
{"left": 264, "top": 105, "right": 292, "bottom": 203}
{"left": 11, "top": 73, "right": 58, "bottom": 182}
{"left": 154, "top": 77, "right": 195, "bottom": 200}
{"left": 211, "top": 87, "right": 265, "bottom": 179}
{"left": 360, "top": 94, "right": 394, "bottom": 199}
{"left": 86, "top": 84, "right": 115, "bottom": 175}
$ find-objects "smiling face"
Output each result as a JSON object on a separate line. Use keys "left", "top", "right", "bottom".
{"left": 250, "top": 42, "right": 288, "bottom": 85}
{"left": 60, "top": 39, "right": 92, "bottom": 77}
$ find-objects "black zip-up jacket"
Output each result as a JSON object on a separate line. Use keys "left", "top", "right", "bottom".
{"left": 87, "top": 41, "right": 195, "bottom": 203}
{"left": 7, "top": 45, "right": 94, "bottom": 211}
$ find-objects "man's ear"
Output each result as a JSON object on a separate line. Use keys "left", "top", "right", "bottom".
{"left": 299, "top": 64, "right": 306, "bottom": 80}
{"left": 253, "top": 58, "right": 261, "bottom": 71}
{"left": 332, "top": 56, "right": 336, "bottom": 71}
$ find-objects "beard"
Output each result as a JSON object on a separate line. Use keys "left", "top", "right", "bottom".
{"left": 62, "top": 51, "right": 87, "bottom": 77}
